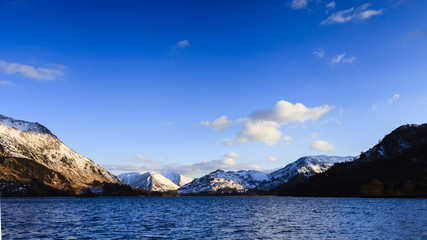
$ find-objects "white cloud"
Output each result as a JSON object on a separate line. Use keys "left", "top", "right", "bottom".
{"left": 202, "top": 100, "right": 332, "bottom": 146}
{"left": 0, "top": 60, "right": 65, "bottom": 81}
{"left": 250, "top": 100, "right": 332, "bottom": 124}
{"left": 211, "top": 115, "right": 233, "bottom": 131}
{"left": 224, "top": 152, "right": 243, "bottom": 159}
{"left": 200, "top": 115, "right": 234, "bottom": 131}
{"left": 238, "top": 120, "right": 282, "bottom": 146}
{"left": 176, "top": 40, "right": 190, "bottom": 49}
{"left": 331, "top": 52, "right": 356, "bottom": 64}
{"left": 312, "top": 48, "right": 325, "bottom": 58}
{"left": 321, "top": 3, "right": 383, "bottom": 25}
{"left": 222, "top": 138, "right": 235, "bottom": 146}
{"left": 371, "top": 93, "right": 400, "bottom": 111}
{"left": 136, "top": 154, "right": 145, "bottom": 160}
{"left": 311, "top": 140, "right": 335, "bottom": 151}
{"left": 268, "top": 156, "right": 278, "bottom": 162}
{"left": 326, "top": 1, "right": 336, "bottom": 9}
{"left": 290, "top": 0, "right": 308, "bottom": 9}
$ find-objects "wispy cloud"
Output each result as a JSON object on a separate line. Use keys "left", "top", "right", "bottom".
{"left": 129, "top": 154, "right": 163, "bottom": 164}
{"left": 331, "top": 52, "right": 356, "bottom": 64}
{"left": 176, "top": 40, "right": 190, "bottom": 49}
{"left": 224, "top": 152, "right": 243, "bottom": 159}
{"left": 290, "top": 0, "right": 308, "bottom": 9}
{"left": 283, "top": 135, "right": 293, "bottom": 145}
{"left": 312, "top": 48, "right": 325, "bottom": 58}
{"left": 222, "top": 138, "right": 235, "bottom": 146}
{"left": 402, "top": 30, "right": 427, "bottom": 42}
{"left": 326, "top": 1, "right": 336, "bottom": 10}
{"left": 311, "top": 132, "right": 320, "bottom": 139}
{"left": 310, "top": 140, "right": 335, "bottom": 151}
{"left": 0, "top": 60, "right": 66, "bottom": 81}
{"left": 0, "top": 80, "right": 13, "bottom": 86}
{"left": 371, "top": 94, "right": 400, "bottom": 111}
{"left": 321, "top": 3, "right": 383, "bottom": 25}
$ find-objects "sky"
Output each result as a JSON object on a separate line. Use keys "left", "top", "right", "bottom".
{"left": 1, "top": 0, "right": 426, "bottom": 177}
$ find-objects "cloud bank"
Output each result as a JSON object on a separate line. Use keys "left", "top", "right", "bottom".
{"left": 104, "top": 156, "right": 261, "bottom": 176}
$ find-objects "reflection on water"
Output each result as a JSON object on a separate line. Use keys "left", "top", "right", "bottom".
{"left": 2, "top": 197, "right": 426, "bottom": 239}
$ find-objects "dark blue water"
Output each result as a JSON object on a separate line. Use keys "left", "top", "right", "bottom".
{"left": 1, "top": 196, "right": 426, "bottom": 239}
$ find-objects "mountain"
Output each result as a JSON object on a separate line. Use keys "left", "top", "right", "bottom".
{"left": 178, "top": 156, "right": 353, "bottom": 194}
{"left": 264, "top": 155, "right": 354, "bottom": 189}
{"left": 157, "top": 171, "right": 193, "bottom": 186}
{"left": 275, "top": 124, "right": 427, "bottom": 197}
{"left": 118, "top": 171, "right": 192, "bottom": 191}
{"left": 178, "top": 169, "right": 269, "bottom": 194}
{"left": 0, "top": 114, "right": 120, "bottom": 195}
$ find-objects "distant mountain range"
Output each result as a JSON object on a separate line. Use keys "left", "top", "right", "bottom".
{"left": 178, "top": 156, "right": 354, "bottom": 194}
{"left": 118, "top": 171, "right": 193, "bottom": 191}
{"left": 0, "top": 113, "right": 425, "bottom": 198}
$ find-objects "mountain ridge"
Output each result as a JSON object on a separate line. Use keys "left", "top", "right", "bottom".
{"left": 118, "top": 171, "right": 193, "bottom": 191}
{"left": 178, "top": 155, "right": 354, "bottom": 194}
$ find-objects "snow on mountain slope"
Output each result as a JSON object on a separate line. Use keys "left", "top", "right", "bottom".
{"left": 118, "top": 171, "right": 193, "bottom": 191}
{"left": 0, "top": 114, "right": 120, "bottom": 188}
{"left": 117, "top": 172, "right": 141, "bottom": 185}
{"left": 118, "top": 172, "right": 179, "bottom": 191}
{"left": 265, "top": 155, "right": 354, "bottom": 189}
{"left": 178, "top": 174, "right": 246, "bottom": 194}
{"left": 178, "top": 156, "right": 354, "bottom": 194}
{"left": 158, "top": 171, "right": 193, "bottom": 186}
{"left": 178, "top": 169, "right": 269, "bottom": 194}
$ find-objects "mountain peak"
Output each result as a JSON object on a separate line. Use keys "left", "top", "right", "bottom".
{"left": 0, "top": 114, "right": 54, "bottom": 136}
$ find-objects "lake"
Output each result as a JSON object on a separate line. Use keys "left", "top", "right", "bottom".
{"left": 1, "top": 196, "right": 426, "bottom": 239}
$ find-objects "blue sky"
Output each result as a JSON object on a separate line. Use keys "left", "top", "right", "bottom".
{"left": 1, "top": 0, "right": 426, "bottom": 177}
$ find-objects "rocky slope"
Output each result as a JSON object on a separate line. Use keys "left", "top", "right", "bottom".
{"left": 0, "top": 114, "right": 120, "bottom": 194}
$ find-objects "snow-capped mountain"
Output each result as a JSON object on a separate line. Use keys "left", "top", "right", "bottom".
{"left": 178, "top": 155, "right": 354, "bottom": 194}
{"left": 265, "top": 155, "right": 354, "bottom": 189}
{"left": 158, "top": 171, "right": 193, "bottom": 186}
{"left": 178, "top": 169, "right": 269, "bottom": 194}
{"left": 118, "top": 171, "right": 193, "bottom": 191}
{"left": 0, "top": 114, "right": 120, "bottom": 189}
